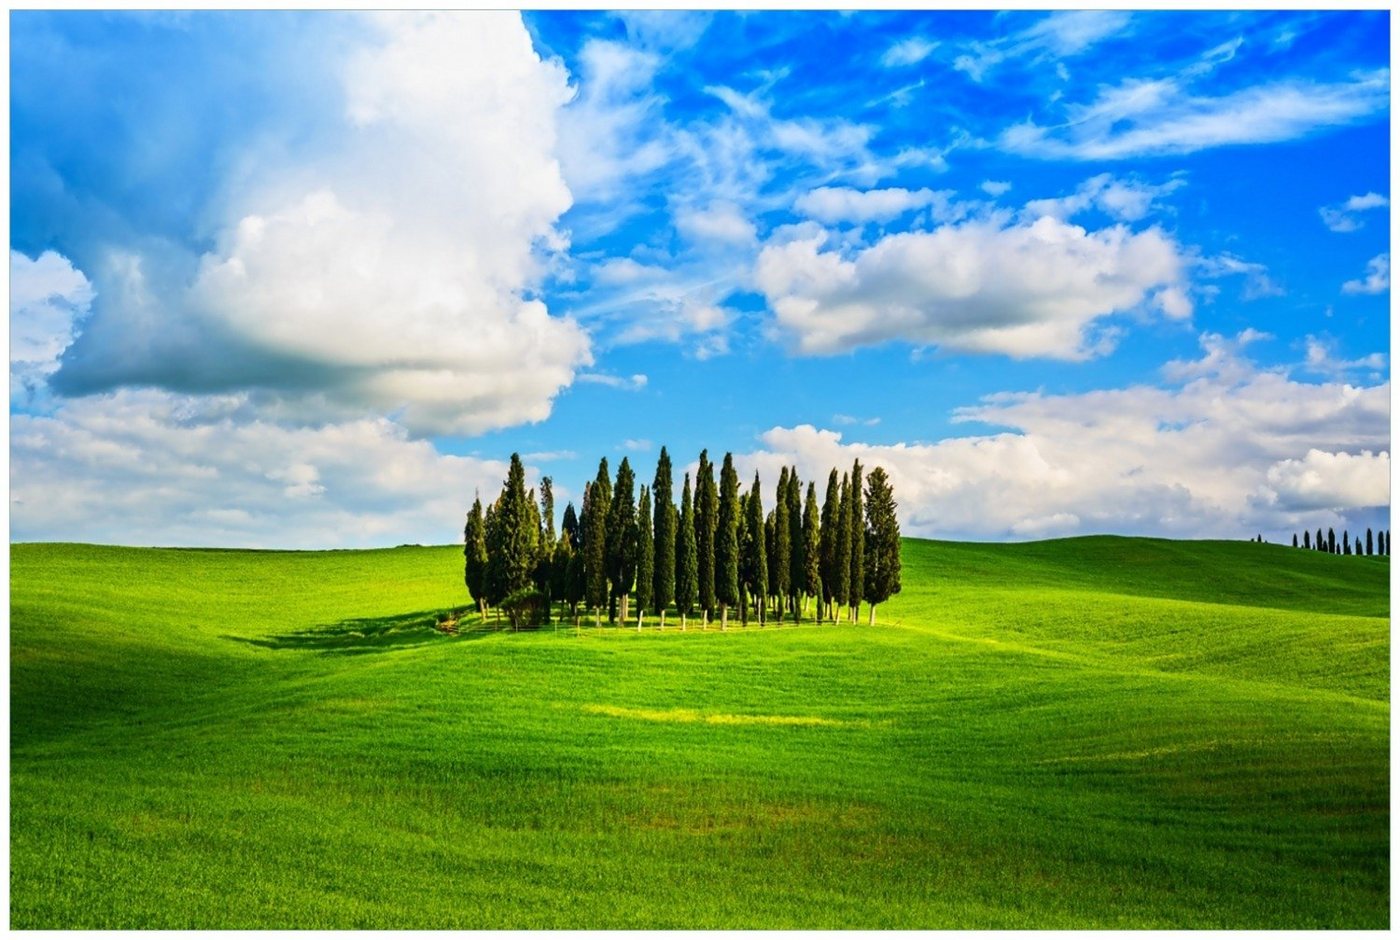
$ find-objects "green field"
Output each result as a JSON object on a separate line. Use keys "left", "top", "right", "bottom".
{"left": 10, "top": 537, "right": 1390, "bottom": 928}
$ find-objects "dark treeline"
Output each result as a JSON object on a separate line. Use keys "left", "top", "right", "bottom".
{"left": 1281, "top": 527, "right": 1389, "bottom": 557}
{"left": 464, "top": 447, "right": 902, "bottom": 631}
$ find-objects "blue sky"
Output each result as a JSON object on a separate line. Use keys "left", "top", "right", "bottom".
{"left": 9, "top": 10, "right": 1391, "bottom": 547}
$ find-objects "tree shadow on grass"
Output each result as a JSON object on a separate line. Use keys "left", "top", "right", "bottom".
{"left": 224, "top": 609, "right": 497, "bottom": 656}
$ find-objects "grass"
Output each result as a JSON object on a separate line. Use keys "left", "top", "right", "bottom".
{"left": 10, "top": 536, "right": 1389, "bottom": 928}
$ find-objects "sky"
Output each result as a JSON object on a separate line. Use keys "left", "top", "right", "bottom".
{"left": 9, "top": 9, "right": 1391, "bottom": 548}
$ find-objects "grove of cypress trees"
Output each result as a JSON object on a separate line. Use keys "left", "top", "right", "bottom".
{"left": 849, "top": 459, "right": 865, "bottom": 624}
{"left": 635, "top": 485, "right": 653, "bottom": 631}
{"left": 585, "top": 462, "right": 611, "bottom": 627}
{"left": 607, "top": 458, "right": 638, "bottom": 625}
{"left": 743, "top": 472, "right": 768, "bottom": 626}
{"left": 862, "top": 466, "right": 902, "bottom": 624}
{"left": 696, "top": 450, "right": 717, "bottom": 627}
{"left": 802, "top": 481, "right": 821, "bottom": 621}
{"left": 677, "top": 472, "right": 698, "bottom": 630}
{"left": 715, "top": 453, "right": 741, "bottom": 630}
{"left": 770, "top": 467, "right": 791, "bottom": 622}
{"left": 652, "top": 447, "right": 676, "bottom": 627}
{"left": 464, "top": 497, "right": 488, "bottom": 617}
{"left": 819, "top": 469, "right": 841, "bottom": 623}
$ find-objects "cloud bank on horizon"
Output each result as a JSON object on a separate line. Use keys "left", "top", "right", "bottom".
{"left": 10, "top": 10, "right": 1391, "bottom": 547}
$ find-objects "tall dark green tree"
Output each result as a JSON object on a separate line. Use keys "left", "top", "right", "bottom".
{"left": 1316, "top": 527, "right": 1325, "bottom": 552}
{"left": 551, "top": 531, "right": 573, "bottom": 629}
{"left": 1344, "top": 530, "right": 1352, "bottom": 555}
{"left": 696, "top": 450, "right": 718, "bottom": 626}
{"left": 770, "top": 467, "right": 791, "bottom": 621}
{"left": 1367, "top": 528, "right": 1374, "bottom": 556}
{"left": 848, "top": 459, "right": 865, "bottom": 624}
{"left": 819, "top": 469, "right": 842, "bottom": 623}
{"left": 676, "top": 472, "right": 698, "bottom": 630}
{"left": 484, "top": 498, "right": 505, "bottom": 626}
{"left": 561, "top": 502, "right": 581, "bottom": 555}
{"left": 1292, "top": 533, "right": 1298, "bottom": 548}
{"left": 584, "top": 463, "right": 612, "bottom": 626}
{"left": 785, "top": 467, "right": 803, "bottom": 621}
{"left": 1328, "top": 527, "right": 1336, "bottom": 554}
{"left": 862, "top": 466, "right": 902, "bottom": 624}
{"left": 635, "top": 485, "right": 653, "bottom": 630}
{"left": 566, "top": 533, "right": 585, "bottom": 627}
{"left": 801, "top": 481, "right": 821, "bottom": 620}
{"left": 464, "top": 497, "right": 488, "bottom": 617}
{"left": 835, "top": 473, "right": 853, "bottom": 622}
{"left": 607, "top": 458, "right": 638, "bottom": 624}
{"left": 737, "top": 490, "right": 751, "bottom": 626}
{"left": 652, "top": 447, "right": 676, "bottom": 626}
{"left": 715, "top": 453, "right": 741, "bottom": 630}
{"left": 493, "top": 455, "right": 541, "bottom": 629}
{"left": 539, "top": 476, "right": 556, "bottom": 553}
{"left": 742, "top": 472, "right": 769, "bottom": 626}
{"left": 1303, "top": 530, "right": 1311, "bottom": 549}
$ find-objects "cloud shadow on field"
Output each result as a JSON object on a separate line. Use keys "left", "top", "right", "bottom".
{"left": 225, "top": 609, "right": 495, "bottom": 656}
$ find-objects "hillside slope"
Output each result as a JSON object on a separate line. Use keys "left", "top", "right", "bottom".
{"left": 10, "top": 537, "right": 1389, "bottom": 928}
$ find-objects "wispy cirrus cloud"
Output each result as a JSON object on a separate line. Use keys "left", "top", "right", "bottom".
{"left": 953, "top": 11, "right": 1131, "bottom": 83}
{"left": 1001, "top": 70, "right": 1388, "bottom": 160}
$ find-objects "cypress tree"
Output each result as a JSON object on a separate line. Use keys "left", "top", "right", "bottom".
{"left": 1303, "top": 530, "right": 1311, "bottom": 549}
{"left": 849, "top": 459, "right": 865, "bottom": 624}
{"left": 862, "top": 466, "right": 902, "bottom": 624}
{"left": 494, "top": 455, "right": 540, "bottom": 629}
{"left": 770, "top": 467, "right": 791, "bottom": 620}
{"left": 696, "top": 450, "right": 717, "bottom": 626}
{"left": 1355, "top": 536, "right": 1362, "bottom": 556}
{"left": 834, "top": 473, "right": 853, "bottom": 623}
{"left": 562, "top": 502, "right": 581, "bottom": 555}
{"left": 715, "top": 453, "right": 741, "bottom": 630}
{"left": 786, "top": 467, "right": 804, "bottom": 621}
{"left": 676, "top": 472, "right": 698, "bottom": 630}
{"left": 566, "top": 534, "right": 585, "bottom": 627}
{"left": 484, "top": 498, "right": 504, "bottom": 626}
{"left": 607, "top": 458, "right": 638, "bottom": 625}
{"left": 652, "top": 447, "right": 676, "bottom": 626}
{"left": 584, "top": 462, "right": 611, "bottom": 627}
{"left": 1292, "top": 533, "right": 1298, "bottom": 548}
{"left": 1344, "top": 531, "right": 1352, "bottom": 555}
{"left": 635, "top": 485, "right": 653, "bottom": 630}
{"left": 819, "top": 469, "right": 842, "bottom": 623}
{"left": 1386, "top": 530, "right": 1391, "bottom": 555}
{"left": 1327, "top": 527, "right": 1336, "bottom": 554}
{"left": 765, "top": 510, "right": 778, "bottom": 613}
{"left": 464, "top": 497, "right": 488, "bottom": 617}
{"left": 743, "top": 472, "right": 769, "bottom": 626}
{"left": 539, "top": 476, "right": 556, "bottom": 553}
{"left": 737, "top": 490, "right": 750, "bottom": 626}
{"left": 551, "top": 531, "right": 573, "bottom": 629}
{"left": 1316, "top": 528, "right": 1324, "bottom": 552}
{"left": 1366, "top": 528, "right": 1374, "bottom": 556}
{"left": 802, "top": 481, "right": 822, "bottom": 621}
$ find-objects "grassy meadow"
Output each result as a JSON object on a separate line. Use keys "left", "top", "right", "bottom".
{"left": 9, "top": 536, "right": 1389, "bottom": 928}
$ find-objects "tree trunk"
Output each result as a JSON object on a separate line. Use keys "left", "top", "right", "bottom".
{"left": 680, "top": 612, "right": 687, "bottom": 631}
{"left": 702, "top": 609, "right": 709, "bottom": 630}
{"left": 854, "top": 601, "right": 861, "bottom": 624}
{"left": 868, "top": 603, "right": 876, "bottom": 625}
{"left": 659, "top": 610, "right": 666, "bottom": 630}
{"left": 720, "top": 604, "right": 728, "bottom": 631}
{"left": 619, "top": 593, "right": 629, "bottom": 627}
{"left": 595, "top": 607, "right": 602, "bottom": 628}
{"left": 637, "top": 606, "right": 643, "bottom": 632}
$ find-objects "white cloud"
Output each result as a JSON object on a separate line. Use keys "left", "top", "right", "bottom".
{"left": 1342, "top": 253, "right": 1389, "bottom": 295}
{"left": 10, "top": 389, "right": 516, "bottom": 548}
{"left": 674, "top": 202, "right": 757, "bottom": 245}
{"left": 736, "top": 335, "right": 1389, "bottom": 540}
{"left": 576, "top": 372, "right": 648, "bottom": 391}
{"left": 1301, "top": 335, "right": 1387, "bottom": 377}
{"left": 1024, "top": 173, "right": 1185, "bottom": 223}
{"left": 11, "top": 250, "right": 93, "bottom": 401}
{"left": 954, "top": 11, "right": 1130, "bottom": 82}
{"left": 755, "top": 214, "right": 1190, "bottom": 359}
{"left": 1181, "top": 37, "right": 1243, "bottom": 78}
{"left": 1264, "top": 450, "right": 1390, "bottom": 512}
{"left": 980, "top": 180, "right": 1012, "bottom": 197}
{"left": 1195, "top": 252, "right": 1283, "bottom": 300}
{"left": 54, "top": 12, "right": 592, "bottom": 437}
{"left": 794, "top": 186, "right": 949, "bottom": 225}
{"left": 881, "top": 37, "right": 937, "bottom": 68}
{"left": 1320, "top": 192, "right": 1389, "bottom": 232}
{"left": 622, "top": 438, "right": 653, "bottom": 453}
{"left": 1001, "top": 70, "right": 1389, "bottom": 160}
